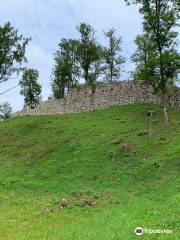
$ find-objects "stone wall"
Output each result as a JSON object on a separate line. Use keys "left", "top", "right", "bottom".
{"left": 13, "top": 81, "right": 180, "bottom": 116}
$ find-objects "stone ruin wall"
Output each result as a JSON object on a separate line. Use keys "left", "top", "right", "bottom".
{"left": 14, "top": 81, "right": 180, "bottom": 116}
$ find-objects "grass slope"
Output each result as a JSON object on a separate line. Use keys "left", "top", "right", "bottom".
{"left": 0, "top": 104, "right": 179, "bottom": 240}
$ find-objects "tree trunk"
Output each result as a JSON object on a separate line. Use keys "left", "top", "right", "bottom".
{"left": 110, "top": 61, "right": 113, "bottom": 83}
{"left": 161, "top": 89, "right": 169, "bottom": 127}
{"left": 156, "top": 0, "right": 169, "bottom": 127}
{"left": 160, "top": 51, "right": 169, "bottom": 127}
{"left": 84, "top": 67, "right": 89, "bottom": 84}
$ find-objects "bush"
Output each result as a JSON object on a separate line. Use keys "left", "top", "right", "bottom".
{"left": 0, "top": 102, "right": 12, "bottom": 120}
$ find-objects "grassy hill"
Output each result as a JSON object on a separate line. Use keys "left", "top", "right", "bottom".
{"left": 0, "top": 104, "right": 179, "bottom": 240}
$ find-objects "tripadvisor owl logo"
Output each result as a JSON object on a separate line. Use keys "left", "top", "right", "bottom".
{"left": 135, "top": 227, "right": 144, "bottom": 236}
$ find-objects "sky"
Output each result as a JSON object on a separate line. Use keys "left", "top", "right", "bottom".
{"left": 0, "top": 0, "right": 151, "bottom": 112}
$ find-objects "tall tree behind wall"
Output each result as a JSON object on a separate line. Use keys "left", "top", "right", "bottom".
{"left": 125, "top": 0, "right": 180, "bottom": 126}
{"left": 20, "top": 69, "right": 41, "bottom": 109}
{"left": 104, "top": 29, "right": 125, "bottom": 82}
{"left": 76, "top": 23, "right": 102, "bottom": 85}
{"left": 51, "top": 39, "right": 80, "bottom": 99}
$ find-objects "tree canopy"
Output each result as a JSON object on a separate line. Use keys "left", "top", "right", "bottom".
{"left": 104, "top": 28, "right": 125, "bottom": 82}
{"left": 77, "top": 23, "right": 101, "bottom": 85}
{"left": 126, "top": 0, "right": 180, "bottom": 126}
{"left": 0, "top": 22, "right": 30, "bottom": 86}
{"left": 51, "top": 39, "right": 80, "bottom": 99}
{"left": 20, "top": 69, "right": 41, "bottom": 109}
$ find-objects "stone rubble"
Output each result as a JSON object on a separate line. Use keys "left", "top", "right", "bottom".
{"left": 13, "top": 81, "right": 180, "bottom": 116}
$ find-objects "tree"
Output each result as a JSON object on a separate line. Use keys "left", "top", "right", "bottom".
{"left": 132, "top": 35, "right": 180, "bottom": 90}
{"left": 0, "top": 102, "right": 12, "bottom": 120}
{"left": 131, "top": 34, "right": 151, "bottom": 78}
{"left": 131, "top": 33, "right": 159, "bottom": 82}
{"left": 19, "top": 69, "right": 41, "bottom": 109}
{"left": 88, "top": 44, "right": 105, "bottom": 84}
{"left": 51, "top": 39, "right": 80, "bottom": 99}
{"left": 163, "top": 49, "right": 180, "bottom": 82}
{"left": 77, "top": 23, "right": 101, "bottom": 85}
{"left": 125, "top": 0, "right": 180, "bottom": 126}
{"left": 104, "top": 29, "right": 125, "bottom": 82}
{"left": 51, "top": 57, "right": 67, "bottom": 99}
{"left": 0, "top": 22, "right": 30, "bottom": 94}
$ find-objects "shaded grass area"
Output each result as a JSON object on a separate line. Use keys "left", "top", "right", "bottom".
{"left": 0, "top": 104, "right": 179, "bottom": 239}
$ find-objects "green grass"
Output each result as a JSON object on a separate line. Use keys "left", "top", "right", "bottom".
{"left": 0, "top": 104, "right": 179, "bottom": 239}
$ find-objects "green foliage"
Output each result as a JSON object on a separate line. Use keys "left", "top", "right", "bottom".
{"left": 77, "top": 23, "right": 102, "bottom": 84}
{"left": 19, "top": 69, "right": 41, "bottom": 109}
{"left": 163, "top": 49, "right": 180, "bottom": 80}
{"left": 51, "top": 23, "right": 127, "bottom": 98}
{"left": 132, "top": 35, "right": 180, "bottom": 92}
{"left": 0, "top": 22, "right": 30, "bottom": 85}
{"left": 0, "top": 102, "right": 12, "bottom": 119}
{"left": 104, "top": 28, "right": 125, "bottom": 82}
{"left": 131, "top": 33, "right": 154, "bottom": 80}
{"left": 51, "top": 56, "right": 67, "bottom": 99}
{"left": 0, "top": 104, "right": 179, "bottom": 239}
{"left": 126, "top": 0, "right": 180, "bottom": 126}
{"left": 51, "top": 39, "right": 80, "bottom": 99}
{"left": 126, "top": 0, "right": 179, "bottom": 95}
{"left": 88, "top": 44, "right": 105, "bottom": 84}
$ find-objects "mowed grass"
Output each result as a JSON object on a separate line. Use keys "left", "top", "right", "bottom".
{"left": 0, "top": 104, "right": 179, "bottom": 240}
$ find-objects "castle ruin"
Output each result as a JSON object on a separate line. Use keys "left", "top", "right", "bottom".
{"left": 14, "top": 81, "right": 180, "bottom": 116}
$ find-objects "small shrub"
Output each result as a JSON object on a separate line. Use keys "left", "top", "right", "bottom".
{"left": 0, "top": 102, "right": 12, "bottom": 120}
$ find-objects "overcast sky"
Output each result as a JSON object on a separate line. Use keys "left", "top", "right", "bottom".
{"left": 0, "top": 0, "right": 147, "bottom": 111}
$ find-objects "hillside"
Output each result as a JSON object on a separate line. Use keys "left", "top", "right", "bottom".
{"left": 0, "top": 104, "right": 179, "bottom": 240}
